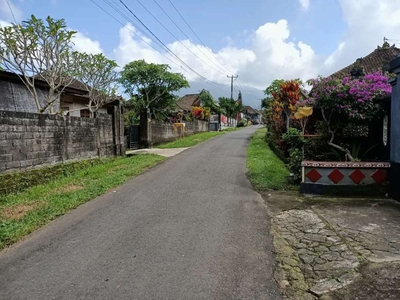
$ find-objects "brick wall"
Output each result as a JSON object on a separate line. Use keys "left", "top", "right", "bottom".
{"left": 150, "top": 119, "right": 209, "bottom": 145}
{"left": 0, "top": 111, "right": 119, "bottom": 173}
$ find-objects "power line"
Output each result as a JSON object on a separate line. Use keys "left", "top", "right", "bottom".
{"left": 153, "top": 0, "right": 232, "bottom": 76}
{"left": 97, "top": 0, "right": 208, "bottom": 85}
{"left": 90, "top": 0, "right": 231, "bottom": 96}
{"left": 166, "top": 0, "right": 235, "bottom": 76}
{"left": 133, "top": 0, "right": 229, "bottom": 76}
{"left": 162, "top": 0, "right": 261, "bottom": 104}
{"left": 117, "top": 0, "right": 231, "bottom": 94}
{"left": 5, "top": 0, "right": 17, "bottom": 23}
{"left": 90, "top": 0, "right": 185, "bottom": 72}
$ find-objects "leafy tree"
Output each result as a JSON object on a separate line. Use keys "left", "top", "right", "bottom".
{"left": 199, "top": 90, "right": 220, "bottom": 113}
{"left": 306, "top": 73, "right": 391, "bottom": 161}
{"left": 119, "top": 60, "right": 189, "bottom": 119}
{"left": 0, "top": 15, "right": 78, "bottom": 113}
{"left": 74, "top": 52, "right": 119, "bottom": 117}
{"left": 218, "top": 96, "right": 242, "bottom": 119}
{"left": 124, "top": 95, "right": 143, "bottom": 125}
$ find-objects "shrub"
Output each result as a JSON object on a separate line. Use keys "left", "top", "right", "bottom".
{"left": 282, "top": 128, "right": 306, "bottom": 182}
{"left": 237, "top": 118, "right": 248, "bottom": 127}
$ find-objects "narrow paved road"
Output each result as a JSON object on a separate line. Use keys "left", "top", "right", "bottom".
{"left": 0, "top": 126, "right": 281, "bottom": 300}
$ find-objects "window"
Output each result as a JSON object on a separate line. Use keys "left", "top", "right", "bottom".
{"left": 80, "top": 109, "right": 90, "bottom": 118}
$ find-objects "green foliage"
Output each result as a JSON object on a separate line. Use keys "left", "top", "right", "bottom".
{"left": 0, "top": 159, "right": 104, "bottom": 197}
{"left": 282, "top": 128, "right": 305, "bottom": 182}
{"left": 199, "top": 90, "right": 220, "bottom": 113}
{"left": 73, "top": 52, "right": 119, "bottom": 115}
{"left": 219, "top": 96, "right": 242, "bottom": 118}
{"left": 124, "top": 96, "right": 142, "bottom": 125}
{"left": 237, "top": 118, "right": 248, "bottom": 127}
{"left": 0, "top": 154, "right": 165, "bottom": 249}
{"left": 350, "top": 142, "right": 378, "bottom": 162}
{"left": 157, "top": 131, "right": 224, "bottom": 148}
{"left": 247, "top": 129, "right": 290, "bottom": 190}
{"left": 0, "top": 15, "right": 78, "bottom": 113}
{"left": 265, "top": 131, "right": 288, "bottom": 164}
{"left": 119, "top": 60, "right": 189, "bottom": 119}
{"left": 264, "top": 79, "right": 285, "bottom": 97}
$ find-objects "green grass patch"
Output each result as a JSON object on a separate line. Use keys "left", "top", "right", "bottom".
{"left": 221, "top": 127, "right": 242, "bottom": 132}
{"left": 247, "top": 128, "right": 290, "bottom": 190}
{"left": 157, "top": 131, "right": 225, "bottom": 148}
{"left": 0, "top": 159, "right": 106, "bottom": 196}
{"left": 0, "top": 154, "right": 165, "bottom": 250}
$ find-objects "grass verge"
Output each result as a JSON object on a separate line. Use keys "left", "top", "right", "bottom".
{"left": 247, "top": 128, "right": 290, "bottom": 190}
{"left": 221, "top": 127, "right": 240, "bottom": 132}
{"left": 157, "top": 131, "right": 225, "bottom": 148}
{"left": 0, "top": 154, "right": 165, "bottom": 250}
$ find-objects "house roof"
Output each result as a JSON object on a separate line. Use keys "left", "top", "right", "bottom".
{"left": 329, "top": 43, "right": 400, "bottom": 80}
{"left": 175, "top": 93, "right": 201, "bottom": 111}
{"left": 0, "top": 70, "right": 88, "bottom": 95}
{"left": 242, "top": 105, "right": 258, "bottom": 115}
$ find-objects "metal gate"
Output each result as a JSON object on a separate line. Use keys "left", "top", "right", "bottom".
{"left": 129, "top": 125, "right": 140, "bottom": 150}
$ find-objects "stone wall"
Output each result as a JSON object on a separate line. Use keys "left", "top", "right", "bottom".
{"left": 0, "top": 110, "right": 123, "bottom": 174}
{"left": 150, "top": 119, "right": 209, "bottom": 145}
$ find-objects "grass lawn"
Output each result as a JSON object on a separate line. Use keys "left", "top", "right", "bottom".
{"left": 247, "top": 128, "right": 290, "bottom": 190}
{"left": 157, "top": 131, "right": 225, "bottom": 148}
{"left": 0, "top": 154, "right": 165, "bottom": 250}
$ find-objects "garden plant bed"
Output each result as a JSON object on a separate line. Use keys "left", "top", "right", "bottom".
{"left": 301, "top": 161, "right": 390, "bottom": 196}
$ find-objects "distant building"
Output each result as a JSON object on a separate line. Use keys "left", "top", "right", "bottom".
{"left": 175, "top": 92, "right": 202, "bottom": 112}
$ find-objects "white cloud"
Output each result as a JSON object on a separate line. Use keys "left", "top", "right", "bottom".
{"left": 0, "top": 19, "right": 11, "bottom": 28}
{"left": 320, "top": 0, "right": 400, "bottom": 75}
{"left": 71, "top": 31, "right": 103, "bottom": 54}
{"left": 0, "top": 0, "right": 22, "bottom": 22}
{"left": 298, "top": 0, "right": 310, "bottom": 10}
{"left": 1, "top": 0, "right": 400, "bottom": 106}
{"left": 113, "top": 23, "right": 256, "bottom": 83}
{"left": 110, "top": 0, "right": 400, "bottom": 93}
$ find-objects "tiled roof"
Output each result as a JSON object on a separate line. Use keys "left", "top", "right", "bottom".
{"left": 242, "top": 105, "right": 258, "bottom": 115}
{"left": 175, "top": 93, "right": 201, "bottom": 111}
{"left": 329, "top": 44, "right": 400, "bottom": 80}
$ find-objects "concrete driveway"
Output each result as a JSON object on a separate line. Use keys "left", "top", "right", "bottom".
{"left": 0, "top": 126, "right": 281, "bottom": 300}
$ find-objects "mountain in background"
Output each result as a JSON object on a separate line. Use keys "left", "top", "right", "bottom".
{"left": 175, "top": 81, "right": 264, "bottom": 109}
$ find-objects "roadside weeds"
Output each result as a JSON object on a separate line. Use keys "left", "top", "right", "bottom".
{"left": 0, "top": 154, "right": 165, "bottom": 250}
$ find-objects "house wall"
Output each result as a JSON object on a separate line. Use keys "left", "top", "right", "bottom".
{"left": 389, "top": 56, "right": 400, "bottom": 200}
{"left": 61, "top": 95, "right": 108, "bottom": 117}
{"left": 0, "top": 79, "right": 60, "bottom": 113}
{"left": 0, "top": 110, "right": 124, "bottom": 174}
{"left": 149, "top": 119, "right": 209, "bottom": 145}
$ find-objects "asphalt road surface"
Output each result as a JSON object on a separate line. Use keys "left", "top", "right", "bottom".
{"left": 0, "top": 126, "right": 281, "bottom": 300}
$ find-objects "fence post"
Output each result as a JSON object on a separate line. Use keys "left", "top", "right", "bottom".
{"left": 139, "top": 108, "right": 152, "bottom": 148}
{"left": 389, "top": 56, "right": 400, "bottom": 200}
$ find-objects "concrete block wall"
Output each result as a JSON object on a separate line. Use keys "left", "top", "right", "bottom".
{"left": 150, "top": 119, "right": 209, "bottom": 145}
{"left": 0, "top": 111, "right": 116, "bottom": 173}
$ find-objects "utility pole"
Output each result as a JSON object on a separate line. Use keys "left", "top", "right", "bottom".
{"left": 227, "top": 75, "right": 238, "bottom": 100}
{"left": 227, "top": 75, "right": 238, "bottom": 127}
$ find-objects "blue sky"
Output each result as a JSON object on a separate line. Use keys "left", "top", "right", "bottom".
{"left": 1, "top": 0, "right": 400, "bottom": 107}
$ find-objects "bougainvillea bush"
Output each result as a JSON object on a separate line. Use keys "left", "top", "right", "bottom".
{"left": 305, "top": 72, "right": 391, "bottom": 161}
